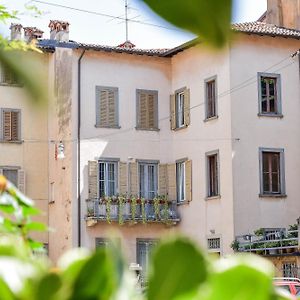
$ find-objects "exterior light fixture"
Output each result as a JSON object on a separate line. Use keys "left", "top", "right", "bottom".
{"left": 57, "top": 141, "right": 65, "bottom": 160}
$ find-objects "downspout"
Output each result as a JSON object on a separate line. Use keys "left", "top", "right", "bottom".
{"left": 77, "top": 49, "right": 86, "bottom": 247}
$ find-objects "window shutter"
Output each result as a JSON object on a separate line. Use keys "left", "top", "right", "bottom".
{"left": 88, "top": 161, "right": 98, "bottom": 199}
{"left": 158, "top": 164, "right": 167, "bottom": 196}
{"left": 185, "top": 160, "right": 192, "bottom": 202}
{"left": 99, "top": 90, "right": 108, "bottom": 126}
{"left": 18, "top": 169, "right": 25, "bottom": 194}
{"left": 184, "top": 88, "right": 190, "bottom": 126}
{"left": 148, "top": 93, "right": 155, "bottom": 128}
{"left": 167, "top": 163, "right": 176, "bottom": 201}
{"left": 138, "top": 92, "right": 148, "bottom": 128}
{"left": 108, "top": 89, "right": 116, "bottom": 126}
{"left": 129, "top": 162, "right": 138, "bottom": 196}
{"left": 170, "top": 94, "right": 176, "bottom": 130}
{"left": 11, "top": 111, "right": 19, "bottom": 140}
{"left": 3, "top": 111, "right": 11, "bottom": 140}
{"left": 119, "top": 162, "right": 127, "bottom": 195}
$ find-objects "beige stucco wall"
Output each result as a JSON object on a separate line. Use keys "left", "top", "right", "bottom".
{"left": 230, "top": 34, "right": 300, "bottom": 237}
{"left": 0, "top": 52, "right": 49, "bottom": 244}
{"left": 170, "top": 45, "right": 234, "bottom": 255}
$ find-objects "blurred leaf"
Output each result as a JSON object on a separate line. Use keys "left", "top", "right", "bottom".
{"left": 34, "top": 273, "right": 62, "bottom": 300}
{"left": 0, "top": 277, "right": 14, "bottom": 300}
{"left": 24, "top": 222, "right": 47, "bottom": 232}
{"left": 70, "top": 247, "right": 123, "bottom": 300}
{"left": 142, "top": 0, "right": 232, "bottom": 48}
{"left": 147, "top": 237, "right": 208, "bottom": 300}
{"left": 0, "top": 204, "right": 15, "bottom": 214}
{"left": 22, "top": 206, "right": 41, "bottom": 217}
{"left": 28, "top": 239, "right": 43, "bottom": 250}
{"left": 206, "top": 255, "right": 274, "bottom": 300}
{"left": 0, "top": 5, "right": 17, "bottom": 23}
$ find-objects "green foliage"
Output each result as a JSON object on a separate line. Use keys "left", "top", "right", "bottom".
{"left": 141, "top": 198, "right": 146, "bottom": 224}
{"left": 142, "top": 0, "right": 232, "bottom": 48}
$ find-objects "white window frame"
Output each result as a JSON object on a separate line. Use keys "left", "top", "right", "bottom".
{"left": 0, "top": 166, "right": 19, "bottom": 186}
{"left": 176, "top": 160, "right": 186, "bottom": 203}
{"left": 98, "top": 160, "right": 118, "bottom": 197}
{"left": 138, "top": 160, "right": 158, "bottom": 200}
{"left": 175, "top": 90, "right": 185, "bottom": 128}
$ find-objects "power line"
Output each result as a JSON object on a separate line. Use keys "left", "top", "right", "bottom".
{"left": 18, "top": 53, "right": 297, "bottom": 144}
{"left": 31, "top": 0, "right": 184, "bottom": 33}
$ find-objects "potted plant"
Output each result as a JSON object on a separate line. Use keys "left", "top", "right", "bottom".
{"left": 230, "top": 239, "right": 239, "bottom": 252}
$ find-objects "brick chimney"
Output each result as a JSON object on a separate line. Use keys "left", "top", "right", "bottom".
{"left": 266, "top": 0, "right": 300, "bottom": 30}
{"left": 23, "top": 27, "right": 44, "bottom": 42}
{"left": 48, "top": 20, "right": 69, "bottom": 42}
{"left": 10, "top": 23, "right": 23, "bottom": 40}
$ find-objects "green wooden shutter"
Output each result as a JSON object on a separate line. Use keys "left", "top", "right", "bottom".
{"left": 184, "top": 88, "right": 190, "bottom": 126}
{"left": 170, "top": 94, "right": 176, "bottom": 130}
{"left": 88, "top": 161, "right": 98, "bottom": 199}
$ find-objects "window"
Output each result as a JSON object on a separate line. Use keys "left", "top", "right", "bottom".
{"left": 98, "top": 161, "right": 118, "bottom": 197}
{"left": 139, "top": 162, "right": 158, "bottom": 200}
{"left": 282, "top": 262, "right": 297, "bottom": 278}
{"left": 207, "top": 238, "right": 221, "bottom": 250}
{"left": 258, "top": 73, "right": 281, "bottom": 115}
{"left": 1, "top": 109, "right": 21, "bottom": 141}
{"left": 170, "top": 88, "right": 190, "bottom": 130}
{"left": 205, "top": 76, "right": 217, "bottom": 119}
{"left": 95, "top": 238, "right": 120, "bottom": 249}
{"left": 0, "top": 167, "right": 25, "bottom": 193}
{"left": 176, "top": 161, "right": 185, "bottom": 203}
{"left": 136, "top": 239, "right": 158, "bottom": 285}
{"left": 95, "top": 86, "right": 119, "bottom": 128}
{"left": 259, "top": 148, "right": 285, "bottom": 196}
{"left": 136, "top": 90, "right": 158, "bottom": 130}
{"left": 206, "top": 151, "right": 219, "bottom": 198}
{"left": 0, "top": 64, "right": 20, "bottom": 85}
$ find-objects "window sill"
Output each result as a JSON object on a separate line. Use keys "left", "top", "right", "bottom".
{"left": 135, "top": 127, "right": 160, "bottom": 132}
{"left": 177, "top": 200, "right": 189, "bottom": 206}
{"left": 259, "top": 193, "right": 287, "bottom": 198}
{"left": 205, "top": 195, "right": 221, "bottom": 201}
{"left": 204, "top": 115, "right": 218, "bottom": 122}
{"left": 94, "top": 125, "right": 121, "bottom": 129}
{"left": 0, "top": 140, "right": 23, "bottom": 144}
{"left": 0, "top": 83, "right": 23, "bottom": 88}
{"left": 257, "top": 113, "right": 283, "bottom": 118}
{"left": 173, "top": 125, "right": 188, "bottom": 132}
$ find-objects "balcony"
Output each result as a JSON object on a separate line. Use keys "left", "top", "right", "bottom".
{"left": 234, "top": 227, "right": 299, "bottom": 256}
{"left": 85, "top": 196, "right": 180, "bottom": 226}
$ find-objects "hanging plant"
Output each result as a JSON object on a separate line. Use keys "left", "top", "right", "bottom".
{"left": 118, "top": 195, "right": 125, "bottom": 225}
{"left": 162, "top": 196, "right": 170, "bottom": 223}
{"left": 106, "top": 196, "right": 112, "bottom": 224}
{"left": 141, "top": 198, "right": 146, "bottom": 224}
{"left": 153, "top": 196, "right": 160, "bottom": 220}
{"left": 131, "top": 196, "right": 137, "bottom": 222}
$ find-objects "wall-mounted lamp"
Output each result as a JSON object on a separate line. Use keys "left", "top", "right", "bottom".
{"left": 57, "top": 141, "right": 65, "bottom": 160}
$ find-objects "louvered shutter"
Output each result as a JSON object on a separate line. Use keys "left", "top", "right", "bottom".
{"left": 11, "top": 111, "right": 19, "bottom": 141}
{"left": 108, "top": 89, "right": 116, "bottom": 126}
{"left": 129, "top": 162, "right": 138, "bottom": 196}
{"left": 167, "top": 163, "right": 176, "bottom": 201}
{"left": 184, "top": 88, "right": 190, "bottom": 126}
{"left": 99, "top": 90, "right": 108, "bottom": 126}
{"left": 88, "top": 161, "right": 98, "bottom": 199}
{"left": 138, "top": 92, "right": 148, "bottom": 128}
{"left": 119, "top": 162, "right": 127, "bottom": 195}
{"left": 18, "top": 169, "right": 25, "bottom": 194}
{"left": 3, "top": 111, "right": 11, "bottom": 140}
{"left": 185, "top": 160, "right": 192, "bottom": 202}
{"left": 170, "top": 94, "right": 176, "bottom": 130}
{"left": 158, "top": 164, "right": 167, "bottom": 196}
{"left": 148, "top": 93, "right": 155, "bottom": 128}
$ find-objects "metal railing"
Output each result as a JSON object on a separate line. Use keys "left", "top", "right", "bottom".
{"left": 86, "top": 197, "right": 180, "bottom": 224}
{"left": 236, "top": 229, "right": 299, "bottom": 254}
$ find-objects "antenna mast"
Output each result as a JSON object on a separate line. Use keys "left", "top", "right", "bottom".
{"left": 125, "top": 0, "right": 129, "bottom": 41}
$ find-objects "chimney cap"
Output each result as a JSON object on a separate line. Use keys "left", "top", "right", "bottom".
{"left": 48, "top": 20, "right": 70, "bottom": 27}
{"left": 117, "top": 40, "right": 136, "bottom": 49}
{"left": 10, "top": 23, "right": 23, "bottom": 30}
{"left": 23, "top": 27, "right": 44, "bottom": 34}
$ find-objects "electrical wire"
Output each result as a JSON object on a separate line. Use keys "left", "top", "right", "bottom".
{"left": 31, "top": 0, "right": 185, "bottom": 33}
{"left": 16, "top": 50, "right": 299, "bottom": 144}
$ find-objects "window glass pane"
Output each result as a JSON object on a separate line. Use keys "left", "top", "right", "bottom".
{"left": 176, "top": 162, "right": 185, "bottom": 202}
{"left": 3, "top": 169, "right": 18, "bottom": 186}
{"left": 261, "top": 76, "right": 278, "bottom": 114}
{"left": 176, "top": 92, "right": 185, "bottom": 127}
{"left": 261, "top": 79, "right": 267, "bottom": 97}
{"left": 206, "top": 80, "right": 216, "bottom": 118}
{"left": 272, "top": 173, "right": 280, "bottom": 193}
{"left": 208, "top": 154, "right": 218, "bottom": 197}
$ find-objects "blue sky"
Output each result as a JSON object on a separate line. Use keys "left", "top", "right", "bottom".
{"left": 0, "top": 0, "right": 267, "bottom": 48}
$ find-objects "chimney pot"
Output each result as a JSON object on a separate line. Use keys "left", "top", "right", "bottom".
{"left": 48, "top": 20, "right": 70, "bottom": 42}
{"left": 10, "top": 23, "right": 23, "bottom": 41}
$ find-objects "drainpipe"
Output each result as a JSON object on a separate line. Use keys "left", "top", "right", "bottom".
{"left": 77, "top": 49, "right": 86, "bottom": 247}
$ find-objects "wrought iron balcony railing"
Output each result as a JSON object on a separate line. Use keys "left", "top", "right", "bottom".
{"left": 85, "top": 197, "right": 180, "bottom": 226}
